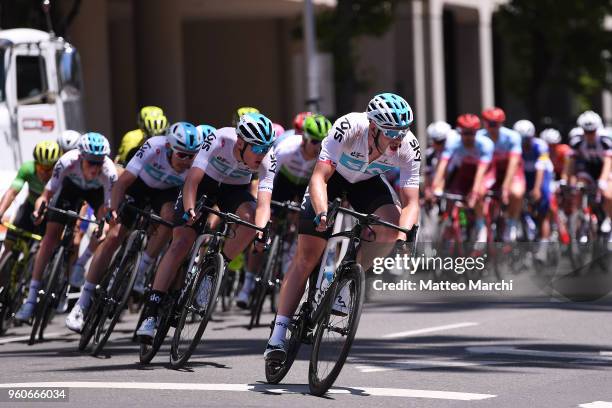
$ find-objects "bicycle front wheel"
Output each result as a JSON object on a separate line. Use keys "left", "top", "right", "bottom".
{"left": 170, "top": 252, "right": 224, "bottom": 369}
{"left": 249, "top": 236, "right": 279, "bottom": 330}
{"left": 308, "top": 264, "right": 364, "bottom": 396}
{"left": 91, "top": 248, "right": 140, "bottom": 356}
{"left": 29, "top": 247, "right": 65, "bottom": 345}
{"left": 0, "top": 253, "right": 19, "bottom": 335}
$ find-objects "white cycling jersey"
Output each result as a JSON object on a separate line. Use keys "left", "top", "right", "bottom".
{"left": 126, "top": 136, "right": 187, "bottom": 189}
{"left": 47, "top": 149, "right": 117, "bottom": 206}
{"left": 193, "top": 127, "right": 277, "bottom": 192}
{"left": 274, "top": 134, "right": 317, "bottom": 185}
{"left": 320, "top": 112, "right": 421, "bottom": 188}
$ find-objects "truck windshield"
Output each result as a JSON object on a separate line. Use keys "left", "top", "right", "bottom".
{"left": 0, "top": 48, "right": 5, "bottom": 102}
{"left": 57, "top": 45, "right": 83, "bottom": 95}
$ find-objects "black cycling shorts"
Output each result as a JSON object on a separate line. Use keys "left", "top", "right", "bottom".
{"left": 271, "top": 172, "right": 308, "bottom": 204}
{"left": 173, "top": 174, "right": 256, "bottom": 234}
{"left": 48, "top": 178, "right": 104, "bottom": 224}
{"left": 119, "top": 177, "right": 179, "bottom": 228}
{"left": 298, "top": 172, "right": 398, "bottom": 239}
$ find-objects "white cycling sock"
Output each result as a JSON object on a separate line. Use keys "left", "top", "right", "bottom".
{"left": 269, "top": 315, "right": 291, "bottom": 345}
{"left": 77, "top": 281, "right": 97, "bottom": 310}
{"left": 75, "top": 247, "right": 93, "bottom": 267}
{"left": 137, "top": 252, "right": 154, "bottom": 276}
{"left": 26, "top": 279, "right": 41, "bottom": 304}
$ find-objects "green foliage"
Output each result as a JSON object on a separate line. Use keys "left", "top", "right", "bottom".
{"left": 496, "top": 0, "right": 612, "bottom": 114}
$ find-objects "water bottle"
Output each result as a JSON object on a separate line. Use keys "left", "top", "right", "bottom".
{"left": 320, "top": 270, "right": 334, "bottom": 293}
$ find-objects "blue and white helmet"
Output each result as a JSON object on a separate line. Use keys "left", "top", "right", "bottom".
{"left": 79, "top": 132, "right": 110, "bottom": 159}
{"left": 366, "top": 92, "right": 413, "bottom": 130}
{"left": 513, "top": 119, "right": 536, "bottom": 139}
{"left": 236, "top": 113, "right": 276, "bottom": 146}
{"left": 167, "top": 122, "right": 203, "bottom": 153}
{"left": 197, "top": 124, "right": 216, "bottom": 139}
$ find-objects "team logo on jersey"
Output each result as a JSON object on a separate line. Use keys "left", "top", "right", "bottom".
{"left": 334, "top": 117, "right": 351, "bottom": 142}
{"left": 350, "top": 151, "right": 364, "bottom": 159}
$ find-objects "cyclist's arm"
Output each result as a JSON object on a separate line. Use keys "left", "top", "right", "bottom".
{"left": 254, "top": 190, "right": 272, "bottom": 230}
{"left": 600, "top": 156, "right": 611, "bottom": 187}
{"left": 0, "top": 187, "right": 19, "bottom": 219}
{"left": 111, "top": 170, "right": 137, "bottom": 212}
{"left": 34, "top": 189, "right": 53, "bottom": 216}
{"left": 533, "top": 168, "right": 544, "bottom": 193}
{"left": 183, "top": 167, "right": 205, "bottom": 213}
{"left": 502, "top": 153, "right": 520, "bottom": 190}
{"left": 398, "top": 187, "right": 419, "bottom": 239}
{"left": 310, "top": 161, "right": 335, "bottom": 216}
{"left": 471, "top": 161, "right": 489, "bottom": 196}
{"left": 431, "top": 158, "right": 448, "bottom": 193}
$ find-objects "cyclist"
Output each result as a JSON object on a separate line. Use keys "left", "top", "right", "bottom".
{"left": 0, "top": 141, "right": 60, "bottom": 266}
{"left": 566, "top": 111, "right": 612, "bottom": 241}
{"left": 424, "top": 121, "right": 457, "bottom": 193}
{"left": 478, "top": 107, "right": 525, "bottom": 242}
{"left": 539, "top": 128, "right": 571, "bottom": 180}
{"left": 15, "top": 133, "right": 117, "bottom": 322}
{"left": 514, "top": 120, "right": 554, "bottom": 259}
{"left": 65, "top": 122, "right": 203, "bottom": 332}
{"left": 235, "top": 114, "right": 332, "bottom": 308}
{"left": 57, "top": 130, "right": 81, "bottom": 153}
{"left": 136, "top": 112, "right": 277, "bottom": 341}
{"left": 197, "top": 124, "right": 216, "bottom": 139}
{"left": 431, "top": 114, "right": 493, "bottom": 243}
{"left": 115, "top": 106, "right": 169, "bottom": 166}
{"left": 264, "top": 93, "right": 420, "bottom": 363}
{"left": 232, "top": 106, "right": 260, "bottom": 127}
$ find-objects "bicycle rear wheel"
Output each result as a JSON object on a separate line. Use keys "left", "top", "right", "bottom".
{"left": 91, "top": 249, "right": 140, "bottom": 356}
{"left": 249, "top": 236, "right": 279, "bottom": 330}
{"left": 170, "top": 252, "right": 224, "bottom": 369}
{"left": 29, "top": 247, "right": 65, "bottom": 345}
{"left": 308, "top": 264, "right": 364, "bottom": 396}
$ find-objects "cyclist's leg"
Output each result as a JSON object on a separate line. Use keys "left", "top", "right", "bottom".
{"left": 0, "top": 201, "right": 34, "bottom": 276}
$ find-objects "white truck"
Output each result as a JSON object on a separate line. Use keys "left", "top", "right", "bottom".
{"left": 0, "top": 28, "right": 86, "bottom": 225}
{"left": 0, "top": 28, "right": 85, "bottom": 173}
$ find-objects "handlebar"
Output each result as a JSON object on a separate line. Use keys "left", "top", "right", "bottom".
{"left": 271, "top": 200, "right": 301, "bottom": 212}
{"left": 2, "top": 222, "right": 42, "bottom": 241}
{"left": 117, "top": 202, "right": 175, "bottom": 228}
{"left": 193, "top": 195, "right": 269, "bottom": 237}
{"left": 326, "top": 198, "right": 418, "bottom": 242}
{"left": 36, "top": 202, "right": 105, "bottom": 239}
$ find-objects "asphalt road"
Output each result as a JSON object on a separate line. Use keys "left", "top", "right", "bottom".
{"left": 1, "top": 277, "right": 611, "bottom": 408}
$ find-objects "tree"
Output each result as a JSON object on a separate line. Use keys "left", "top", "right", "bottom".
{"left": 495, "top": 0, "right": 612, "bottom": 121}
{"left": 315, "top": 0, "right": 397, "bottom": 114}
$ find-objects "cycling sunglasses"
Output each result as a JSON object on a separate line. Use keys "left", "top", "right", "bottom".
{"left": 85, "top": 159, "right": 104, "bottom": 167}
{"left": 174, "top": 151, "right": 196, "bottom": 160}
{"left": 249, "top": 143, "right": 273, "bottom": 155}
{"left": 375, "top": 125, "right": 408, "bottom": 140}
{"left": 485, "top": 120, "right": 500, "bottom": 128}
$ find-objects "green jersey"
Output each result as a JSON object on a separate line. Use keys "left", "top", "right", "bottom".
{"left": 10, "top": 161, "right": 45, "bottom": 205}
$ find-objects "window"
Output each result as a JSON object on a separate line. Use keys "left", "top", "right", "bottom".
{"left": 16, "top": 55, "right": 48, "bottom": 101}
{"left": 57, "top": 46, "right": 82, "bottom": 94}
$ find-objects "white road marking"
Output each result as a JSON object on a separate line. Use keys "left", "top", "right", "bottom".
{"left": 467, "top": 346, "right": 612, "bottom": 362}
{"left": 599, "top": 351, "right": 612, "bottom": 356}
{"left": 352, "top": 359, "right": 503, "bottom": 373}
{"left": 383, "top": 322, "right": 479, "bottom": 339}
{"left": 0, "top": 382, "right": 496, "bottom": 401}
{"left": 579, "top": 402, "right": 612, "bottom": 408}
{"left": 0, "top": 332, "right": 71, "bottom": 345}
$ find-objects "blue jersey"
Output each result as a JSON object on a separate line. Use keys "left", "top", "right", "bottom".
{"left": 441, "top": 132, "right": 494, "bottom": 171}
{"left": 522, "top": 138, "right": 553, "bottom": 176}
{"left": 477, "top": 126, "right": 522, "bottom": 170}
